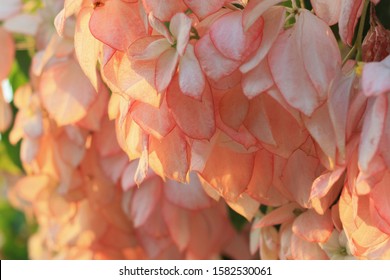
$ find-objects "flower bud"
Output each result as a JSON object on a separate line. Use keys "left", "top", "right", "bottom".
{"left": 362, "top": 4, "right": 390, "bottom": 62}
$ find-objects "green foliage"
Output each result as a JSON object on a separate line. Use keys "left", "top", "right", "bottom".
{"left": 0, "top": 201, "right": 30, "bottom": 259}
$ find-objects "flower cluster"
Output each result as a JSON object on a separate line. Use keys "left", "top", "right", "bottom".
{"left": 1, "top": 0, "right": 390, "bottom": 259}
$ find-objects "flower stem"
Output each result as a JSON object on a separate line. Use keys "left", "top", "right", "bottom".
{"left": 291, "top": 0, "right": 298, "bottom": 9}
{"left": 355, "top": 0, "right": 370, "bottom": 61}
{"left": 342, "top": 45, "right": 357, "bottom": 65}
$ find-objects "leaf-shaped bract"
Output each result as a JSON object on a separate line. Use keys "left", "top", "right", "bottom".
{"left": 142, "top": 0, "right": 187, "bottom": 21}
{"left": 131, "top": 177, "right": 162, "bottom": 227}
{"left": 240, "top": 6, "right": 285, "bottom": 73}
{"left": 210, "top": 11, "right": 263, "bottom": 61}
{"left": 219, "top": 85, "right": 249, "bottom": 131}
{"left": 359, "top": 95, "right": 387, "bottom": 171}
{"left": 167, "top": 74, "right": 215, "bottom": 140}
{"left": 195, "top": 33, "right": 241, "bottom": 81}
{"left": 362, "top": 55, "right": 390, "bottom": 97}
{"left": 183, "top": 0, "right": 225, "bottom": 19}
{"left": 292, "top": 209, "right": 333, "bottom": 243}
{"left": 130, "top": 99, "right": 175, "bottom": 140}
{"left": 311, "top": 0, "right": 342, "bottom": 26}
{"left": 178, "top": 45, "right": 206, "bottom": 99}
{"left": 164, "top": 173, "right": 212, "bottom": 210}
{"left": 200, "top": 142, "right": 255, "bottom": 201}
{"left": 90, "top": 0, "right": 146, "bottom": 51}
{"left": 75, "top": 7, "right": 101, "bottom": 91}
{"left": 339, "top": 0, "right": 364, "bottom": 46}
{"left": 269, "top": 11, "right": 340, "bottom": 116}
{"left": 150, "top": 127, "right": 190, "bottom": 183}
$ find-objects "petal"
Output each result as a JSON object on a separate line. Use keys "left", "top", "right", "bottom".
{"left": 200, "top": 141, "right": 255, "bottom": 201}
{"left": 178, "top": 45, "right": 206, "bottom": 99}
{"left": 162, "top": 201, "right": 190, "bottom": 251}
{"left": 296, "top": 10, "right": 341, "bottom": 99}
{"left": 259, "top": 93, "right": 308, "bottom": 158}
{"left": 241, "top": 58, "right": 273, "bottom": 98}
{"left": 226, "top": 192, "right": 261, "bottom": 221}
{"left": 269, "top": 29, "right": 319, "bottom": 116}
{"left": 169, "top": 13, "right": 192, "bottom": 56}
{"left": 254, "top": 202, "right": 301, "bottom": 228}
{"left": 167, "top": 74, "right": 215, "bottom": 140}
{"left": 291, "top": 234, "right": 329, "bottom": 259}
{"left": 246, "top": 149, "right": 288, "bottom": 207}
{"left": 130, "top": 99, "right": 175, "bottom": 140}
{"left": 240, "top": 6, "right": 285, "bottom": 73}
{"left": 292, "top": 209, "right": 334, "bottom": 243}
{"left": 130, "top": 177, "right": 162, "bottom": 227}
{"left": 75, "top": 7, "right": 101, "bottom": 91}
{"left": 155, "top": 48, "right": 179, "bottom": 93}
{"left": 131, "top": 37, "right": 171, "bottom": 60}
{"left": 164, "top": 173, "right": 212, "bottom": 210}
{"left": 362, "top": 55, "right": 390, "bottom": 97}
{"left": 281, "top": 149, "right": 321, "bottom": 208}
{"left": 328, "top": 72, "right": 355, "bottom": 158}
{"left": 219, "top": 84, "right": 249, "bottom": 131}
{"left": 210, "top": 11, "right": 263, "bottom": 61}
{"left": 370, "top": 172, "right": 390, "bottom": 227}
{"left": 149, "top": 127, "right": 190, "bottom": 183}
{"left": 244, "top": 94, "right": 276, "bottom": 146}
{"left": 359, "top": 95, "right": 387, "bottom": 171}
{"left": 142, "top": 0, "right": 187, "bottom": 21}
{"left": 195, "top": 33, "right": 241, "bottom": 80}
{"left": 78, "top": 85, "right": 109, "bottom": 131}
{"left": 103, "top": 50, "right": 161, "bottom": 107}
{"left": 242, "top": 0, "right": 283, "bottom": 31}
{"left": 303, "top": 103, "right": 337, "bottom": 166}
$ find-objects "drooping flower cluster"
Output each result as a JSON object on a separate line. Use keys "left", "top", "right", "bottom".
{"left": 1, "top": 0, "right": 390, "bottom": 259}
